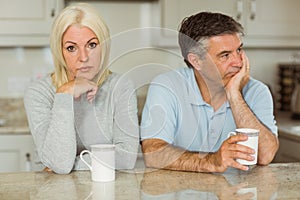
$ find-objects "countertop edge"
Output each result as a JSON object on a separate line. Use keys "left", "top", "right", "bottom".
{"left": 0, "top": 126, "right": 30, "bottom": 135}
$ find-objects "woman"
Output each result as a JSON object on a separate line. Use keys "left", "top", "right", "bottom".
{"left": 24, "top": 3, "right": 139, "bottom": 174}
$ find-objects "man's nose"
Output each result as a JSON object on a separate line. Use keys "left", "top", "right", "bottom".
{"left": 232, "top": 52, "right": 242, "bottom": 67}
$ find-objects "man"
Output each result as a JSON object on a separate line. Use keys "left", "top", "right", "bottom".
{"left": 140, "top": 12, "right": 279, "bottom": 172}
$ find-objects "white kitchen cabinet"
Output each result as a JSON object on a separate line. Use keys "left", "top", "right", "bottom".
{"left": 0, "top": 0, "right": 64, "bottom": 46}
{"left": 0, "top": 134, "right": 35, "bottom": 172}
{"left": 157, "top": 0, "right": 300, "bottom": 48}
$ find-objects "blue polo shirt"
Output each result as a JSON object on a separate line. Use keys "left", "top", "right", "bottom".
{"left": 140, "top": 67, "right": 277, "bottom": 152}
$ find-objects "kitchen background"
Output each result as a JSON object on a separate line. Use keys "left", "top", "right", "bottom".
{"left": 1, "top": 0, "right": 300, "bottom": 172}
{"left": 1, "top": 0, "right": 300, "bottom": 99}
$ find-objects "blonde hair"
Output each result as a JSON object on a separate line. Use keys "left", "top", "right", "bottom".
{"left": 50, "top": 3, "right": 111, "bottom": 88}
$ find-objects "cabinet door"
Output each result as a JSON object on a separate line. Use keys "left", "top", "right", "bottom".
{"left": 0, "top": 0, "right": 64, "bottom": 46}
{"left": 161, "top": 0, "right": 239, "bottom": 35}
{"left": 157, "top": 0, "right": 239, "bottom": 47}
{"left": 244, "top": 0, "right": 300, "bottom": 47}
{"left": 0, "top": 135, "right": 35, "bottom": 172}
{"left": 158, "top": 0, "right": 300, "bottom": 48}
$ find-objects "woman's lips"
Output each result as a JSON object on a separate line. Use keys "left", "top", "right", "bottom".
{"left": 77, "top": 66, "right": 93, "bottom": 72}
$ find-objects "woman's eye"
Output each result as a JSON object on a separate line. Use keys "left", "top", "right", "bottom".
{"left": 88, "top": 42, "right": 97, "bottom": 49}
{"left": 66, "top": 46, "right": 76, "bottom": 52}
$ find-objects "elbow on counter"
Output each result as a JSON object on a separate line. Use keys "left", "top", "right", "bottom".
{"left": 258, "top": 139, "right": 280, "bottom": 166}
{"left": 51, "top": 165, "right": 73, "bottom": 175}
{"left": 40, "top": 156, "right": 75, "bottom": 175}
{"left": 258, "top": 156, "right": 274, "bottom": 166}
{"left": 142, "top": 154, "right": 163, "bottom": 169}
{"left": 141, "top": 140, "right": 166, "bottom": 169}
{"left": 116, "top": 161, "right": 136, "bottom": 170}
{"left": 142, "top": 148, "right": 163, "bottom": 169}
{"left": 143, "top": 156, "right": 154, "bottom": 168}
{"left": 258, "top": 153, "right": 278, "bottom": 166}
{"left": 116, "top": 152, "right": 138, "bottom": 170}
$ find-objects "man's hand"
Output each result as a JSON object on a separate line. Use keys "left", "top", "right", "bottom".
{"left": 205, "top": 134, "right": 256, "bottom": 172}
{"left": 225, "top": 52, "right": 250, "bottom": 100}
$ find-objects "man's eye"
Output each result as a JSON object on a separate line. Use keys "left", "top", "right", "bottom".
{"left": 221, "top": 53, "right": 229, "bottom": 58}
{"left": 66, "top": 46, "right": 76, "bottom": 52}
{"left": 88, "top": 42, "right": 97, "bottom": 49}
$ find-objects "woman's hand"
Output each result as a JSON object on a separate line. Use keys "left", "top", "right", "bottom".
{"left": 43, "top": 167, "right": 53, "bottom": 172}
{"left": 57, "top": 77, "right": 98, "bottom": 102}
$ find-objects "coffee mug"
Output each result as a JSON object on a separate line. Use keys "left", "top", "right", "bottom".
{"left": 229, "top": 128, "right": 259, "bottom": 165}
{"left": 92, "top": 181, "right": 115, "bottom": 200}
{"left": 80, "top": 144, "right": 115, "bottom": 182}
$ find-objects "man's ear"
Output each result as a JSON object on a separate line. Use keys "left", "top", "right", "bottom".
{"left": 187, "top": 53, "right": 202, "bottom": 71}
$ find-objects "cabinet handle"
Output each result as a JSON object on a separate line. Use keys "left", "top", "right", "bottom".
{"left": 26, "top": 153, "right": 32, "bottom": 171}
{"left": 236, "top": 0, "right": 243, "bottom": 20}
{"left": 51, "top": 9, "right": 55, "bottom": 17}
{"left": 250, "top": 0, "right": 256, "bottom": 20}
{"left": 51, "top": 0, "right": 57, "bottom": 17}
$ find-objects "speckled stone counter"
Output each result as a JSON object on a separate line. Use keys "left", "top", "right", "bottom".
{"left": 0, "top": 98, "right": 30, "bottom": 135}
{"left": 0, "top": 126, "right": 30, "bottom": 135}
{"left": 0, "top": 163, "right": 299, "bottom": 200}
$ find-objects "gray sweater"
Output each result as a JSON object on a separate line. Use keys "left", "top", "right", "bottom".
{"left": 24, "top": 73, "right": 139, "bottom": 174}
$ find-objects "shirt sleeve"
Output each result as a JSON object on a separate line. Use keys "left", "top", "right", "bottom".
{"left": 24, "top": 79, "right": 77, "bottom": 174}
{"left": 140, "top": 75, "right": 178, "bottom": 144}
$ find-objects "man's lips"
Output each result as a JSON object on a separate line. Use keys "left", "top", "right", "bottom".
{"left": 226, "top": 68, "right": 241, "bottom": 77}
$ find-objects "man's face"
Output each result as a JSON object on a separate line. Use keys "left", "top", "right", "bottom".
{"left": 202, "top": 33, "right": 244, "bottom": 87}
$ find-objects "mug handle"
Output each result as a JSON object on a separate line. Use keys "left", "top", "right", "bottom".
{"left": 228, "top": 131, "right": 237, "bottom": 138}
{"left": 80, "top": 150, "right": 92, "bottom": 171}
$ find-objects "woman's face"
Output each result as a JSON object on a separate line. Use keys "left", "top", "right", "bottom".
{"left": 62, "top": 25, "right": 101, "bottom": 80}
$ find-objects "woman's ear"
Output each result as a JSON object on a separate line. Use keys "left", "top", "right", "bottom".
{"left": 187, "top": 53, "right": 202, "bottom": 71}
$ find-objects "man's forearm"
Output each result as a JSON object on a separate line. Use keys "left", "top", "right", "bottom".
{"left": 142, "top": 139, "right": 221, "bottom": 172}
{"left": 228, "top": 92, "right": 279, "bottom": 164}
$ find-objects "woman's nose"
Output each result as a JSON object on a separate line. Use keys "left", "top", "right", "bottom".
{"left": 79, "top": 48, "right": 88, "bottom": 62}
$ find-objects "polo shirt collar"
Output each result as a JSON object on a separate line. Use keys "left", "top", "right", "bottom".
{"left": 185, "top": 68, "right": 206, "bottom": 106}
{"left": 186, "top": 68, "right": 230, "bottom": 108}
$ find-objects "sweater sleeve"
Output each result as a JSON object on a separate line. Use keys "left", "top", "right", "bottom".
{"left": 112, "top": 77, "right": 140, "bottom": 169}
{"left": 23, "top": 78, "right": 77, "bottom": 174}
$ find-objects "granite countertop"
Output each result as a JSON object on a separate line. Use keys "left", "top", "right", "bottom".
{"left": 0, "top": 163, "right": 299, "bottom": 199}
{"left": 0, "top": 119, "right": 30, "bottom": 135}
{"left": 0, "top": 125, "right": 30, "bottom": 135}
{"left": 0, "top": 98, "right": 30, "bottom": 135}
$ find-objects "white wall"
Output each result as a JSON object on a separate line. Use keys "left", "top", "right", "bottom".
{"left": 0, "top": 0, "right": 299, "bottom": 107}
{"left": 0, "top": 47, "right": 53, "bottom": 97}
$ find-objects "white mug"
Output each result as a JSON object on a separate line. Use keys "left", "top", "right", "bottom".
{"left": 80, "top": 144, "right": 115, "bottom": 182}
{"left": 92, "top": 181, "right": 115, "bottom": 200}
{"left": 229, "top": 128, "right": 259, "bottom": 165}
